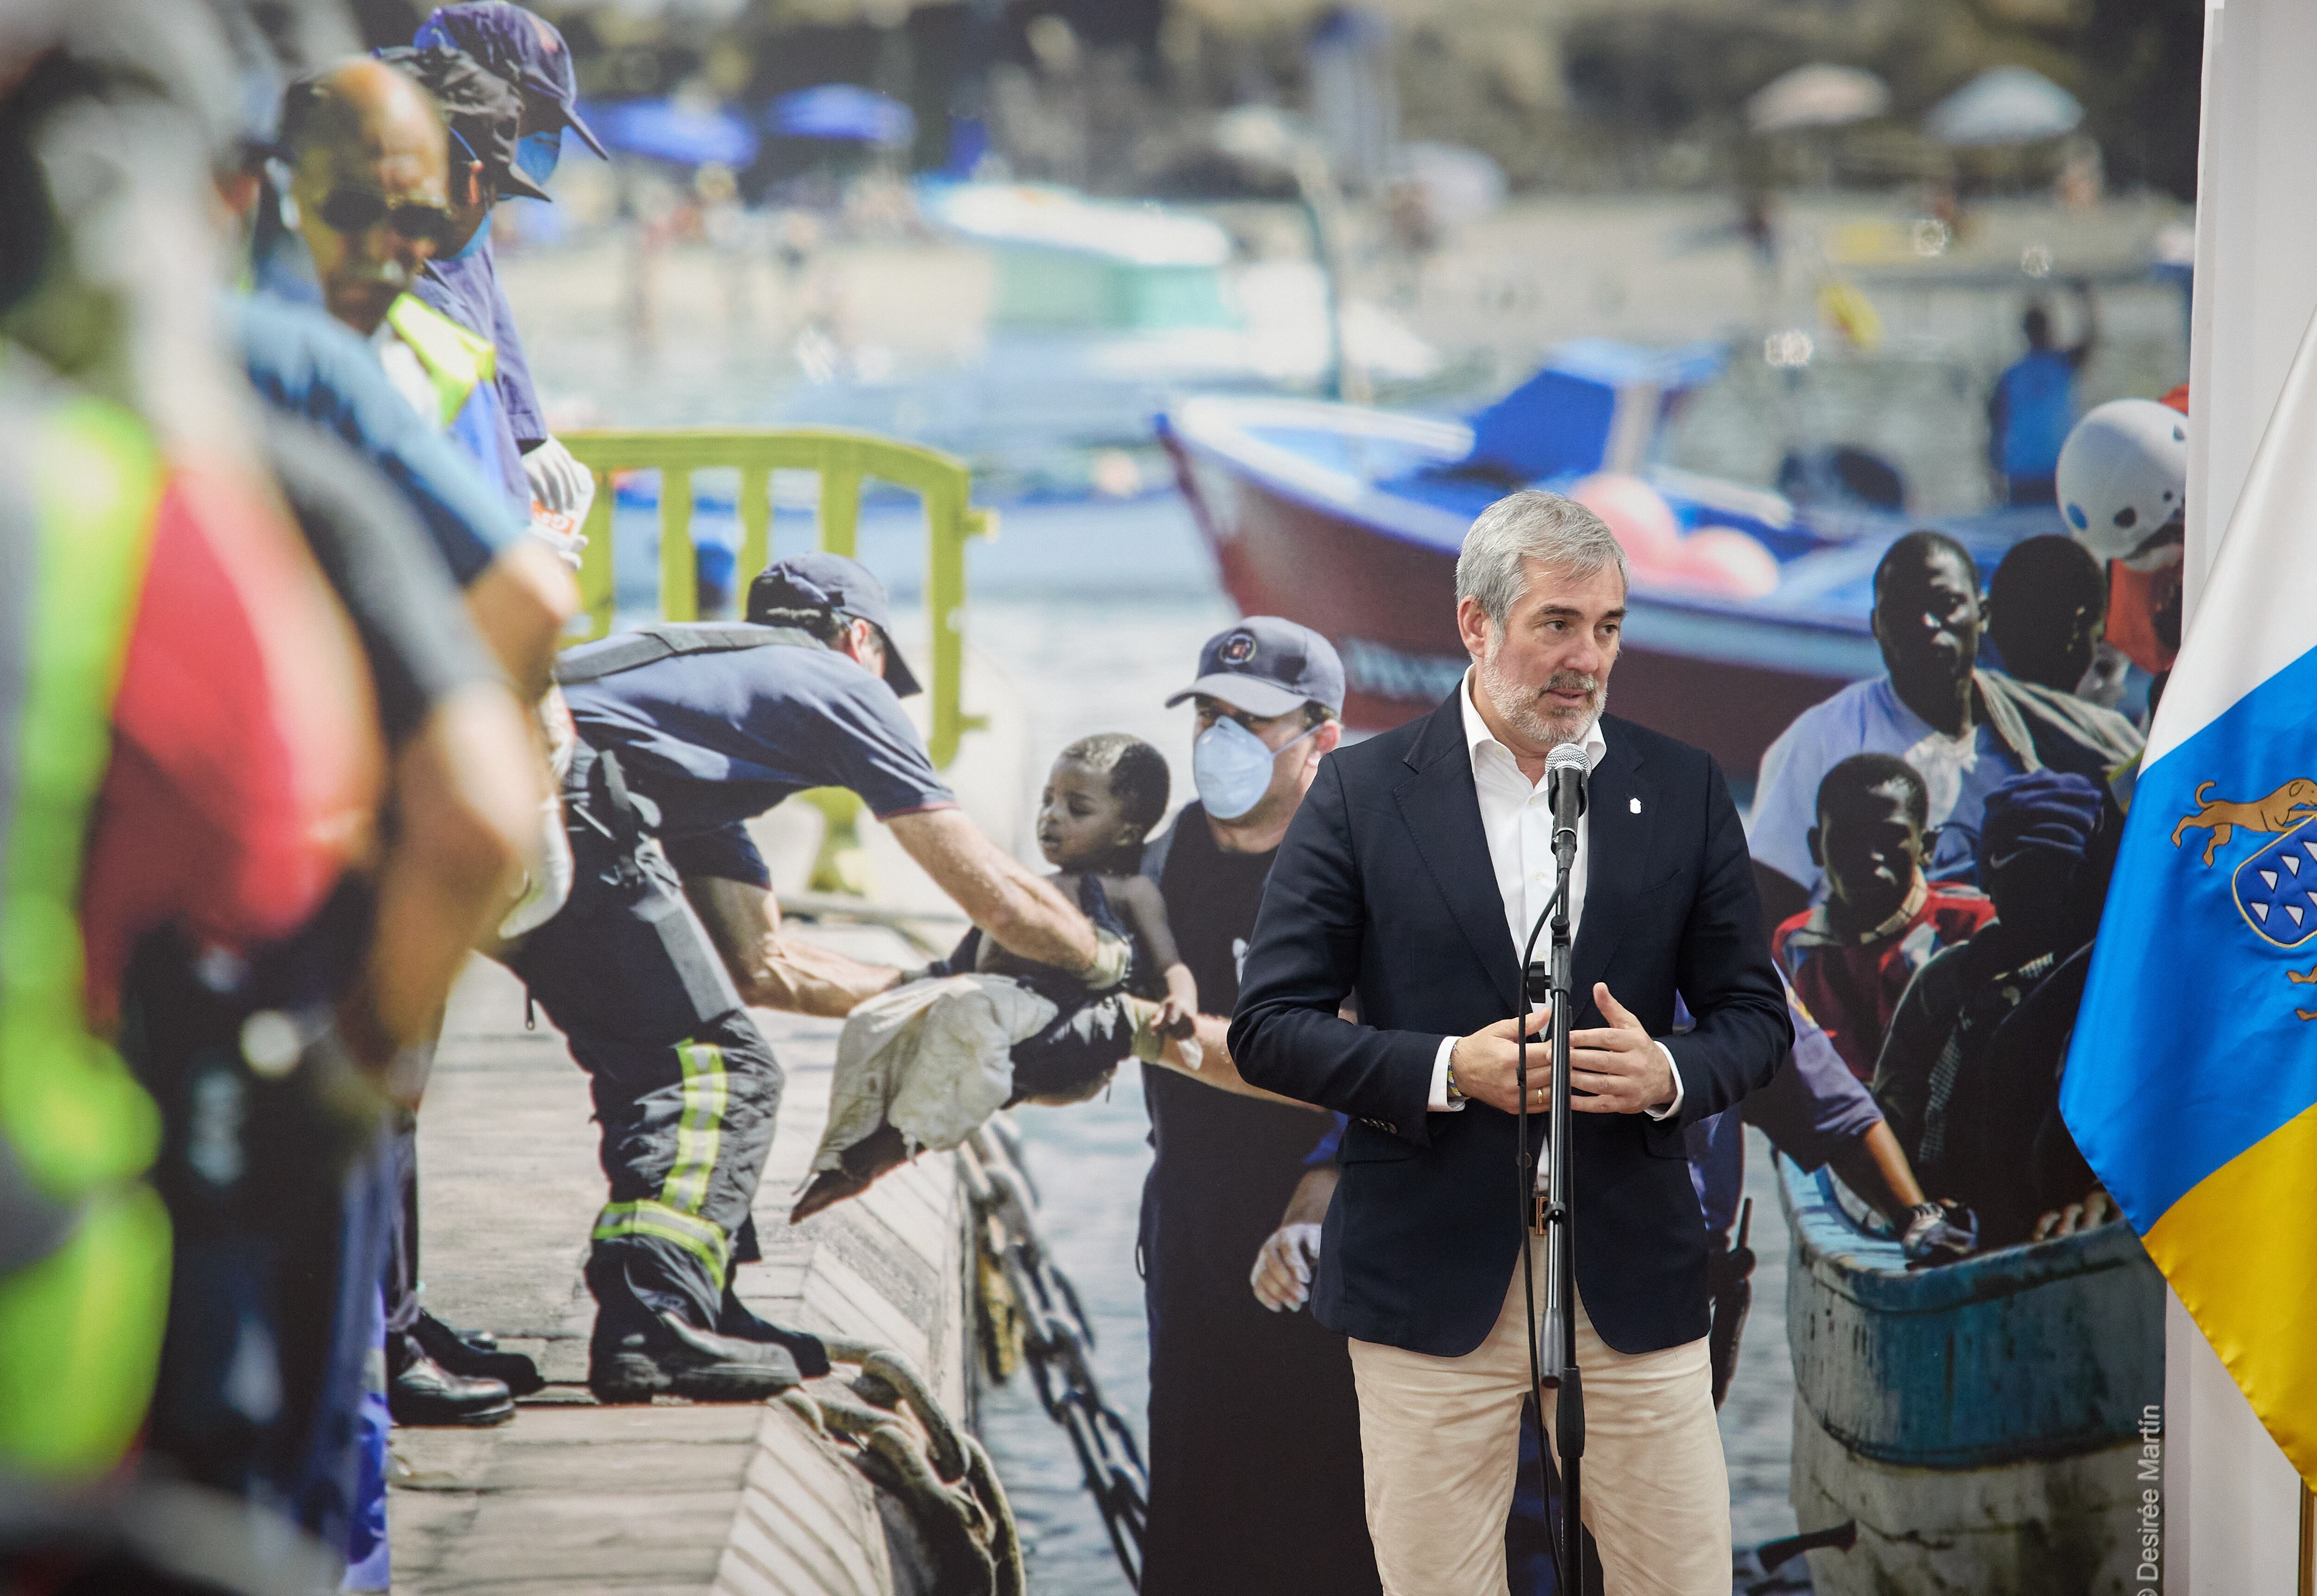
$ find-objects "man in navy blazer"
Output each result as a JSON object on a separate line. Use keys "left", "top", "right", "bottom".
{"left": 1230, "top": 489, "right": 1791, "bottom": 1594}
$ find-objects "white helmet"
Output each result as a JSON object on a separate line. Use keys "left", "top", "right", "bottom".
{"left": 2056, "top": 399, "right": 2188, "bottom": 564}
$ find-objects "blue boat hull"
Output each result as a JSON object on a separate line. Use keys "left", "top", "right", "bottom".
{"left": 1779, "top": 1155, "right": 2164, "bottom": 1593}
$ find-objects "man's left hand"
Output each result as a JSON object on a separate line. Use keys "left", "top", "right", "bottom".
{"left": 1569, "top": 982, "right": 1675, "bottom": 1115}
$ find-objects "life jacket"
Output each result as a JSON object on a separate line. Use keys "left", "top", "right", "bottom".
{"left": 0, "top": 359, "right": 175, "bottom": 1482}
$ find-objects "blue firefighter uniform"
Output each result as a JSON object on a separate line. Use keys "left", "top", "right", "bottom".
{"left": 510, "top": 592, "right": 954, "bottom": 1398}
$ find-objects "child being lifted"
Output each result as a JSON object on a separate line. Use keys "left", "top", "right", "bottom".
{"left": 792, "top": 734, "right": 1198, "bottom": 1221}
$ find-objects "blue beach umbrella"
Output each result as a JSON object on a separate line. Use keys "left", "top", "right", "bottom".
{"left": 1924, "top": 66, "right": 2083, "bottom": 148}
{"left": 767, "top": 85, "right": 916, "bottom": 146}
{"left": 581, "top": 97, "right": 760, "bottom": 167}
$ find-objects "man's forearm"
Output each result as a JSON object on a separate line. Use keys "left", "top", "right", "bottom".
{"left": 889, "top": 809, "right": 1098, "bottom": 971}
{"left": 358, "top": 687, "right": 538, "bottom": 1068}
{"left": 1142, "top": 1013, "right": 1327, "bottom": 1110}
{"left": 684, "top": 873, "right": 900, "bottom": 1018}
{"left": 742, "top": 937, "right": 901, "bottom": 1018}
{"left": 465, "top": 542, "right": 579, "bottom": 702}
{"left": 1279, "top": 1164, "right": 1339, "bottom": 1227}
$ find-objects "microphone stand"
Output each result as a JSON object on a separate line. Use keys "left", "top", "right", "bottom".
{"left": 1544, "top": 814, "right": 1585, "bottom": 1592}
{"left": 1515, "top": 817, "right": 1585, "bottom": 1594}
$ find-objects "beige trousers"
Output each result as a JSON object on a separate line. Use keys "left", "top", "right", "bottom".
{"left": 1347, "top": 1238, "right": 1731, "bottom": 1596}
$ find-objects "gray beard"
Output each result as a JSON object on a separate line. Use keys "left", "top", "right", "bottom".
{"left": 1477, "top": 648, "right": 1605, "bottom": 750}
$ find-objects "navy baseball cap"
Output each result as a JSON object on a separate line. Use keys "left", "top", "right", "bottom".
{"left": 377, "top": 44, "right": 552, "bottom": 202}
{"left": 413, "top": 2, "right": 606, "bottom": 158}
{"left": 748, "top": 552, "right": 921, "bottom": 697}
{"left": 1167, "top": 616, "right": 1344, "bottom": 719}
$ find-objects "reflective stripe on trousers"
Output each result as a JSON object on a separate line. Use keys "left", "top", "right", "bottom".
{"left": 591, "top": 1040, "right": 733, "bottom": 1279}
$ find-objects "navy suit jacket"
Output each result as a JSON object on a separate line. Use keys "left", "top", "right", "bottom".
{"left": 1228, "top": 695, "right": 1792, "bottom": 1357}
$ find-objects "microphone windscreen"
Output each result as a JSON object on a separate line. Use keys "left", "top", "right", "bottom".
{"left": 1545, "top": 742, "right": 1590, "bottom": 779}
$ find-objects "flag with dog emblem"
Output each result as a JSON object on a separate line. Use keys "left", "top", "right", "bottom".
{"left": 2064, "top": 310, "right": 2317, "bottom": 1485}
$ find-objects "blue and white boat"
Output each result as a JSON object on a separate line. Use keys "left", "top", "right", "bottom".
{"left": 1158, "top": 341, "right": 2065, "bottom": 774}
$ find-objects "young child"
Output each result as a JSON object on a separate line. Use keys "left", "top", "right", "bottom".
{"left": 1773, "top": 753, "right": 1994, "bottom": 1080}
{"left": 791, "top": 734, "right": 1198, "bottom": 1221}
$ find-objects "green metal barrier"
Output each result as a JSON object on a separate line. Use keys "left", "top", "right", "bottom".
{"left": 556, "top": 427, "right": 996, "bottom": 769}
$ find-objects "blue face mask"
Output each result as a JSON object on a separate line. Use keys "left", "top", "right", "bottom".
{"left": 1193, "top": 717, "right": 1316, "bottom": 822}
{"left": 444, "top": 217, "right": 493, "bottom": 260}
{"left": 516, "top": 130, "right": 563, "bottom": 188}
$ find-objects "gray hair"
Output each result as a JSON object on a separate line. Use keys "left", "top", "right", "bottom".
{"left": 1454, "top": 489, "right": 1628, "bottom": 632}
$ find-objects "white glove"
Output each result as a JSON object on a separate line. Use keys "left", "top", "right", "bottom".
{"left": 1080, "top": 930, "right": 1131, "bottom": 991}
{"left": 1250, "top": 1222, "right": 1324, "bottom": 1312}
{"left": 523, "top": 435, "right": 592, "bottom": 515}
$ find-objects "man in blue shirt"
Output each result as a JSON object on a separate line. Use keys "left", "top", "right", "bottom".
{"left": 1987, "top": 283, "right": 2098, "bottom": 507}
{"left": 406, "top": 2, "right": 607, "bottom": 522}
{"left": 511, "top": 554, "right": 1113, "bottom": 1401}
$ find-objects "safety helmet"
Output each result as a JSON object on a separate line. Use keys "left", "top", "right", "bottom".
{"left": 2056, "top": 398, "right": 2188, "bottom": 564}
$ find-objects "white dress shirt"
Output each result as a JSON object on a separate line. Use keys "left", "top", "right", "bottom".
{"left": 1427, "top": 672, "right": 1684, "bottom": 1126}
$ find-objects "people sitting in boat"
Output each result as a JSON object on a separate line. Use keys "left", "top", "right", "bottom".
{"left": 1924, "top": 774, "right": 2129, "bottom": 1251}
{"left": 1773, "top": 754, "right": 1994, "bottom": 1082}
{"left": 1748, "top": 530, "right": 2143, "bottom": 938}
{"left": 1988, "top": 283, "right": 2097, "bottom": 507}
{"left": 792, "top": 735, "right": 1200, "bottom": 1221}
{"left": 1870, "top": 772, "right": 2109, "bottom": 1247}
{"left": 1986, "top": 534, "right": 2120, "bottom": 703}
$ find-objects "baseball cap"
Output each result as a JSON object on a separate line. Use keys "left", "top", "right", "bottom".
{"left": 1167, "top": 616, "right": 1345, "bottom": 719}
{"left": 377, "top": 43, "right": 551, "bottom": 202}
{"left": 413, "top": 1, "right": 606, "bottom": 158}
{"left": 747, "top": 552, "right": 922, "bottom": 697}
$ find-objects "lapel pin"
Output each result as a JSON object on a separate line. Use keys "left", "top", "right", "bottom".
{"left": 1629, "top": 797, "right": 1642, "bottom": 814}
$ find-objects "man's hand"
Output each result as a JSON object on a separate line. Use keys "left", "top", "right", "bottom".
{"left": 1444, "top": 1007, "right": 1553, "bottom": 1115}
{"left": 1250, "top": 1164, "right": 1337, "bottom": 1311}
{"left": 1570, "top": 983, "right": 1676, "bottom": 1115}
{"left": 2032, "top": 1187, "right": 2116, "bottom": 1241}
{"left": 1251, "top": 1224, "right": 1324, "bottom": 1312}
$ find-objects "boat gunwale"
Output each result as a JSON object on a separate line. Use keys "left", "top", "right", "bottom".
{"left": 1778, "top": 1153, "right": 2152, "bottom": 1315}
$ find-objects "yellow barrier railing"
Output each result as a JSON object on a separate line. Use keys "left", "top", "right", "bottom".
{"left": 556, "top": 427, "right": 997, "bottom": 769}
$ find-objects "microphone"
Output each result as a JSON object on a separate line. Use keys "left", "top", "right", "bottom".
{"left": 1546, "top": 741, "right": 1589, "bottom": 865}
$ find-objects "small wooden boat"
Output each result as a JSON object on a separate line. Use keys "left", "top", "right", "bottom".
{"left": 1777, "top": 1154, "right": 2164, "bottom": 1595}
{"left": 1157, "top": 343, "right": 2065, "bottom": 776}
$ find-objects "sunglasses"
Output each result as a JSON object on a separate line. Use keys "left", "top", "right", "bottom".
{"left": 314, "top": 187, "right": 457, "bottom": 248}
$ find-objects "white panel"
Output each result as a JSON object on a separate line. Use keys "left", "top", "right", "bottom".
{"left": 2173, "top": 1, "right": 2312, "bottom": 1586}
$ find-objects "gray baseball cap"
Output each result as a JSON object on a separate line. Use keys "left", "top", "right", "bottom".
{"left": 1167, "top": 616, "right": 1345, "bottom": 719}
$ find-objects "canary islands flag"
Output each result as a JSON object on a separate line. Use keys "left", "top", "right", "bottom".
{"left": 2063, "top": 314, "right": 2317, "bottom": 1484}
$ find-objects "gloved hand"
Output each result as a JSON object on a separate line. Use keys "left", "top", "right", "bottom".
{"left": 1080, "top": 929, "right": 1131, "bottom": 991}
{"left": 1901, "top": 1199, "right": 1978, "bottom": 1266}
{"left": 523, "top": 435, "right": 592, "bottom": 515}
{"left": 1250, "top": 1222, "right": 1323, "bottom": 1312}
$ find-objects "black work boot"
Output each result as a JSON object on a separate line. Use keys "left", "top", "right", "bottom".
{"left": 717, "top": 1290, "right": 831, "bottom": 1378}
{"left": 388, "top": 1352, "right": 515, "bottom": 1427}
{"left": 413, "top": 1311, "right": 544, "bottom": 1396}
{"left": 589, "top": 1311, "right": 804, "bottom": 1405}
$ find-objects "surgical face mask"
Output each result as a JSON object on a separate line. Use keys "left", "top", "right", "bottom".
{"left": 1195, "top": 716, "right": 1315, "bottom": 822}
{"left": 517, "top": 131, "right": 563, "bottom": 188}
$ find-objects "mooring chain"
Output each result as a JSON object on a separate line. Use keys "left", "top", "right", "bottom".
{"left": 962, "top": 1126, "right": 1151, "bottom": 1591}
{"left": 783, "top": 1337, "right": 1026, "bottom": 1596}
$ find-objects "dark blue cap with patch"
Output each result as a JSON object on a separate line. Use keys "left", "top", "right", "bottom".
{"left": 747, "top": 552, "right": 921, "bottom": 697}
{"left": 1167, "top": 616, "right": 1344, "bottom": 718}
{"left": 413, "top": 2, "right": 606, "bottom": 158}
